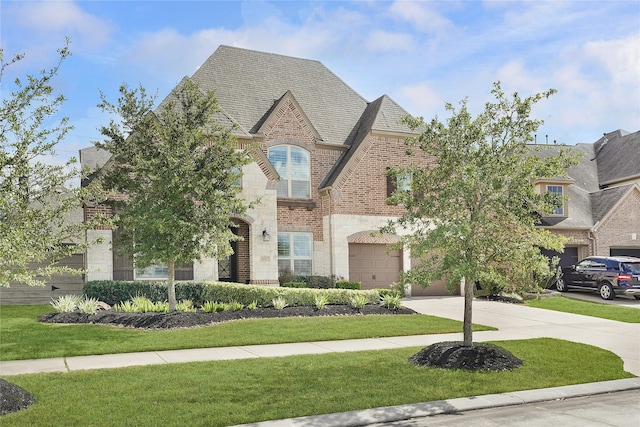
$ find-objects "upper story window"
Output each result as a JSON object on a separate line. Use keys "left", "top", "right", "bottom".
{"left": 546, "top": 185, "right": 564, "bottom": 215}
{"left": 268, "top": 145, "right": 310, "bottom": 198}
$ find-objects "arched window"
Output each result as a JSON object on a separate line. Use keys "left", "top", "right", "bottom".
{"left": 268, "top": 145, "right": 310, "bottom": 198}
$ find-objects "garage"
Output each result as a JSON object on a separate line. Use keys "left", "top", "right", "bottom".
{"left": 0, "top": 254, "right": 85, "bottom": 305}
{"left": 409, "top": 258, "right": 460, "bottom": 296}
{"left": 541, "top": 247, "right": 579, "bottom": 269}
{"left": 610, "top": 248, "right": 640, "bottom": 258}
{"left": 348, "top": 243, "right": 402, "bottom": 291}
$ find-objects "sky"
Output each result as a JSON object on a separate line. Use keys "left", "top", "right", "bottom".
{"left": 1, "top": 0, "right": 639, "bottom": 165}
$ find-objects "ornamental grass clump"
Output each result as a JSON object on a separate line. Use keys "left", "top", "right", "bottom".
{"left": 228, "top": 301, "right": 244, "bottom": 311}
{"left": 176, "top": 300, "right": 196, "bottom": 312}
{"left": 247, "top": 300, "right": 258, "bottom": 310}
{"left": 50, "top": 295, "right": 83, "bottom": 313}
{"left": 201, "top": 301, "right": 225, "bottom": 313}
{"left": 350, "top": 294, "right": 368, "bottom": 310}
{"left": 381, "top": 294, "right": 403, "bottom": 310}
{"left": 272, "top": 297, "right": 288, "bottom": 310}
{"left": 114, "top": 300, "right": 137, "bottom": 312}
{"left": 314, "top": 294, "right": 329, "bottom": 310}
{"left": 77, "top": 297, "right": 100, "bottom": 315}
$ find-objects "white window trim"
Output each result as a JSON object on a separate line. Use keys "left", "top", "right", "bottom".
{"left": 268, "top": 145, "right": 311, "bottom": 199}
{"left": 277, "top": 232, "right": 313, "bottom": 275}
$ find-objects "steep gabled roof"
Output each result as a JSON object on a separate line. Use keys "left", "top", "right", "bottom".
{"left": 593, "top": 129, "right": 640, "bottom": 186}
{"left": 189, "top": 45, "right": 370, "bottom": 146}
{"left": 321, "top": 95, "right": 415, "bottom": 188}
{"left": 590, "top": 184, "right": 634, "bottom": 224}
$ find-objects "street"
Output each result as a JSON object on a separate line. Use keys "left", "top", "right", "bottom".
{"left": 366, "top": 390, "right": 640, "bottom": 427}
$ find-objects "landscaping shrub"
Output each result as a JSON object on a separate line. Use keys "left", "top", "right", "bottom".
{"left": 84, "top": 280, "right": 206, "bottom": 306}
{"left": 336, "top": 280, "right": 361, "bottom": 290}
{"left": 282, "top": 282, "right": 307, "bottom": 288}
{"left": 306, "top": 275, "right": 335, "bottom": 289}
{"left": 201, "top": 281, "right": 380, "bottom": 307}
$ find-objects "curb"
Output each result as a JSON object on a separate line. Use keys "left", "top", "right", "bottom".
{"left": 232, "top": 378, "right": 640, "bottom": 427}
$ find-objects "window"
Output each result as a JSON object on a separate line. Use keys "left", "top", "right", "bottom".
{"left": 546, "top": 185, "right": 564, "bottom": 215}
{"left": 277, "top": 232, "right": 313, "bottom": 275}
{"left": 268, "top": 145, "right": 310, "bottom": 198}
{"left": 135, "top": 264, "right": 168, "bottom": 280}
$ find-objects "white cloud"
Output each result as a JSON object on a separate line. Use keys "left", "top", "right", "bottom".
{"left": 584, "top": 34, "right": 640, "bottom": 86}
{"left": 365, "top": 30, "right": 414, "bottom": 53}
{"left": 397, "top": 83, "right": 444, "bottom": 117}
{"left": 388, "top": 1, "right": 456, "bottom": 35}
{"left": 13, "top": 1, "right": 111, "bottom": 49}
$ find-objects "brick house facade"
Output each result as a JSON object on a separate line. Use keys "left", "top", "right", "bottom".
{"left": 536, "top": 130, "right": 640, "bottom": 267}
{"left": 79, "top": 46, "right": 638, "bottom": 297}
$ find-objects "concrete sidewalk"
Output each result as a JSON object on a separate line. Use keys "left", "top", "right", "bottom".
{"left": 1, "top": 297, "right": 638, "bottom": 426}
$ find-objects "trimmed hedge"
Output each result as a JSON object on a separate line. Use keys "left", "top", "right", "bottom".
{"left": 83, "top": 281, "right": 206, "bottom": 306}
{"left": 84, "top": 280, "right": 380, "bottom": 307}
{"left": 201, "top": 282, "right": 380, "bottom": 307}
{"left": 282, "top": 282, "right": 307, "bottom": 288}
{"left": 336, "top": 280, "right": 361, "bottom": 290}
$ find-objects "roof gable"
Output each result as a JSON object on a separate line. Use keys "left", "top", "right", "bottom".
{"left": 190, "top": 45, "right": 369, "bottom": 146}
{"left": 321, "top": 95, "right": 416, "bottom": 189}
{"left": 257, "top": 90, "right": 322, "bottom": 143}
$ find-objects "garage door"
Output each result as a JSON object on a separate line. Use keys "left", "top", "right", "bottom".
{"left": 0, "top": 254, "right": 85, "bottom": 305}
{"left": 610, "top": 248, "right": 640, "bottom": 258}
{"left": 409, "top": 258, "right": 460, "bottom": 296}
{"left": 541, "top": 247, "right": 579, "bottom": 269}
{"left": 349, "top": 244, "right": 401, "bottom": 291}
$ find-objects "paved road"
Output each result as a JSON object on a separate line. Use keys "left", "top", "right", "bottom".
{"left": 364, "top": 389, "right": 640, "bottom": 427}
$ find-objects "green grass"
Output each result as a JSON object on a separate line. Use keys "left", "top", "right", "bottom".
{"left": 527, "top": 296, "right": 640, "bottom": 323}
{"left": 2, "top": 338, "right": 633, "bottom": 427}
{"left": 0, "top": 305, "right": 495, "bottom": 361}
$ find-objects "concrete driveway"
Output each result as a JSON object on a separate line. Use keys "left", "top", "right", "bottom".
{"left": 562, "top": 291, "right": 640, "bottom": 308}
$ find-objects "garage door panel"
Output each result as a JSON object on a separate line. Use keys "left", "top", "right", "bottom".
{"left": 610, "top": 248, "right": 640, "bottom": 258}
{"left": 0, "top": 254, "right": 85, "bottom": 305}
{"left": 349, "top": 243, "right": 401, "bottom": 291}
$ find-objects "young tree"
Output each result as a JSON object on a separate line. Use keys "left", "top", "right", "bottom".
{"left": 0, "top": 41, "right": 100, "bottom": 287}
{"left": 95, "top": 80, "right": 252, "bottom": 310}
{"left": 383, "top": 82, "right": 578, "bottom": 346}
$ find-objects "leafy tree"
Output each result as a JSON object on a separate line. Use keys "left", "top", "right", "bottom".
{"left": 383, "top": 82, "right": 578, "bottom": 346}
{"left": 95, "top": 80, "right": 252, "bottom": 310}
{"left": 0, "top": 41, "right": 102, "bottom": 287}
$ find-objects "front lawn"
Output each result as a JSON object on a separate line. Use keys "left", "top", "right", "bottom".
{"left": 527, "top": 296, "right": 640, "bottom": 323}
{"left": 0, "top": 305, "right": 495, "bottom": 361}
{"left": 2, "top": 338, "right": 632, "bottom": 427}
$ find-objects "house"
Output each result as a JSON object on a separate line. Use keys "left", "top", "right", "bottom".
{"left": 535, "top": 129, "right": 640, "bottom": 268}
{"left": 80, "top": 46, "right": 639, "bottom": 298}
{"left": 81, "top": 45, "right": 454, "bottom": 297}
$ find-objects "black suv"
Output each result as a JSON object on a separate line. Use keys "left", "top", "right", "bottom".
{"left": 557, "top": 256, "right": 640, "bottom": 300}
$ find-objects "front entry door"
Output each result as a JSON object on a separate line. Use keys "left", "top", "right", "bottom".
{"left": 218, "top": 239, "right": 238, "bottom": 282}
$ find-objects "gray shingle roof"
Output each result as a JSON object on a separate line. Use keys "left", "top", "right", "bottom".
{"left": 188, "top": 45, "right": 371, "bottom": 146}
{"left": 590, "top": 184, "right": 634, "bottom": 224}
{"left": 594, "top": 130, "right": 640, "bottom": 185}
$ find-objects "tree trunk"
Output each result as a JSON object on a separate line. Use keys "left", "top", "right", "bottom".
{"left": 462, "top": 276, "right": 473, "bottom": 346}
{"left": 167, "top": 259, "right": 177, "bottom": 311}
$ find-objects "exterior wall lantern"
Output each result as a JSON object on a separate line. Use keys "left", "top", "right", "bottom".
{"left": 262, "top": 228, "right": 271, "bottom": 242}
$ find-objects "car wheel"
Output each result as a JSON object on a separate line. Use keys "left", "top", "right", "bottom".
{"left": 555, "top": 277, "right": 567, "bottom": 292}
{"left": 598, "top": 282, "right": 615, "bottom": 300}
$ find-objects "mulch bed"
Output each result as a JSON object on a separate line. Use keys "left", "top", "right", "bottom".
{"left": 410, "top": 341, "right": 523, "bottom": 371}
{"left": 38, "top": 305, "right": 417, "bottom": 329}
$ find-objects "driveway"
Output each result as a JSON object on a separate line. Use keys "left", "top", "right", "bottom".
{"left": 562, "top": 291, "right": 640, "bottom": 308}
{"left": 402, "top": 297, "right": 640, "bottom": 376}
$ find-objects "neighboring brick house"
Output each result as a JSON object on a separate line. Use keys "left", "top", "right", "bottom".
{"left": 535, "top": 129, "right": 640, "bottom": 268}
{"left": 81, "top": 45, "right": 453, "bottom": 296}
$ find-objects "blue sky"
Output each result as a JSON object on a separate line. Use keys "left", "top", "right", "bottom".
{"left": 2, "top": 1, "right": 639, "bottom": 165}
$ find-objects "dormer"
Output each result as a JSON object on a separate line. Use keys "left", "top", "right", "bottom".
{"left": 533, "top": 177, "right": 575, "bottom": 217}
